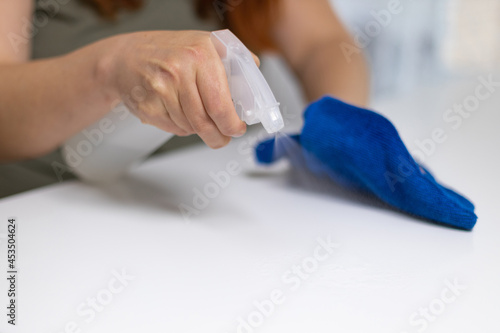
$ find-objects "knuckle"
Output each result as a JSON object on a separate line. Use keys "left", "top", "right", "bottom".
{"left": 191, "top": 118, "right": 212, "bottom": 134}
{"left": 185, "top": 45, "right": 207, "bottom": 62}
{"left": 207, "top": 103, "right": 225, "bottom": 118}
{"left": 146, "top": 74, "right": 170, "bottom": 98}
{"left": 136, "top": 103, "right": 174, "bottom": 130}
{"left": 206, "top": 92, "right": 232, "bottom": 118}
{"left": 221, "top": 121, "right": 245, "bottom": 136}
{"left": 158, "top": 59, "right": 183, "bottom": 84}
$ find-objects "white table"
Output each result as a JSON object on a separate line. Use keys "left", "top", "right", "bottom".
{"left": 1, "top": 78, "right": 499, "bottom": 332}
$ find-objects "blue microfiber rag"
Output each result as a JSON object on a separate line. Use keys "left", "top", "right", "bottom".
{"left": 255, "top": 96, "right": 477, "bottom": 230}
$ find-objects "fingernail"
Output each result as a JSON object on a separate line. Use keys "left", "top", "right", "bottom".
{"left": 233, "top": 123, "right": 246, "bottom": 138}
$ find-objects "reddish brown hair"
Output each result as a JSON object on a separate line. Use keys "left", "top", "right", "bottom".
{"left": 84, "top": 0, "right": 144, "bottom": 19}
{"left": 84, "top": 0, "right": 280, "bottom": 52}
{"left": 195, "top": 0, "right": 280, "bottom": 52}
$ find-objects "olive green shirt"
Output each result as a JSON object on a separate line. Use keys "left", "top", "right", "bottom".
{"left": 0, "top": 0, "right": 218, "bottom": 198}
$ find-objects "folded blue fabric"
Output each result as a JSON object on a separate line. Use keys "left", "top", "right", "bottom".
{"left": 255, "top": 96, "right": 477, "bottom": 230}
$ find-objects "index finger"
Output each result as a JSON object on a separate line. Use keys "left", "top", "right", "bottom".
{"left": 196, "top": 50, "right": 247, "bottom": 138}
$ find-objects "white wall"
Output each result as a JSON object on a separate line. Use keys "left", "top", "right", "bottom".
{"left": 331, "top": 0, "right": 500, "bottom": 98}
{"left": 261, "top": 0, "right": 499, "bottom": 127}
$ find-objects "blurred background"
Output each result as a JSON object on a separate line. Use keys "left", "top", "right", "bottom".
{"left": 263, "top": 0, "right": 500, "bottom": 131}
{"left": 333, "top": 0, "right": 500, "bottom": 97}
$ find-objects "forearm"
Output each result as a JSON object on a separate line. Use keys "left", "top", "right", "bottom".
{"left": 294, "top": 37, "right": 369, "bottom": 107}
{"left": 0, "top": 39, "right": 117, "bottom": 161}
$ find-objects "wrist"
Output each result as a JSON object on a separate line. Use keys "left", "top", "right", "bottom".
{"left": 93, "top": 36, "right": 123, "bottom": 107}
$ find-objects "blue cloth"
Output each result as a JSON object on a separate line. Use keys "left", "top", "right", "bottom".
{"left": 255, "top": 96, "right": 477, "bottom": 230}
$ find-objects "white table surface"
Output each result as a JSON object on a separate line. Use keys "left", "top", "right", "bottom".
{"left": 0, "top": 78, "right": 499, "bottom": 332}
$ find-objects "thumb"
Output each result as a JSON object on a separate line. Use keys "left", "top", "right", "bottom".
{"left": 255, "top": 134, "right": 301, "bottom": 164}
{"left": 250, "top": 52, "right": 261, "bottom": 67}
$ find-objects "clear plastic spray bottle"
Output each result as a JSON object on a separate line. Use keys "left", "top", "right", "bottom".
{"left": 62, "top": 30, "right": 284, "bottom": 183}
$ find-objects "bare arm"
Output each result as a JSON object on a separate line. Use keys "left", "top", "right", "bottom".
{"left": 0, "top": 3, "right": 250, "bottom": 162}
{"left": 0, "top": 48, "right": 120, "bottom": 161}
{"left": 0, "top": 1, "right": 118, "bottom": 161}
{"left": 272, "top": 0, "right": 369, "bottom": 106}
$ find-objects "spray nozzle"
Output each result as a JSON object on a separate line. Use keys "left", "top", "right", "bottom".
{"left": 211, "top": 30, "right": 284, "bottom": 134}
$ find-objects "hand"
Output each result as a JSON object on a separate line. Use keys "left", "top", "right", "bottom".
{"left": 105, "top": 30, "right": 259, "bottom": 149}
{"left": 255, "top": 96, "right": 477, "bottom": 230}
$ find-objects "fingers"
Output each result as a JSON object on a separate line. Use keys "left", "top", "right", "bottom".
{"left": 136, "top": 97, "right": 190, "bottom": 136}
{"left": 196, "top": 50, "right": 247, "bottom": 139}
{"left": 179, "top": 82, "right": 231, "bottom": 149}
{"left": 160, "top": 88, "right": 194, "bottom": 135}
{"left": 131, "top": 31, "right": 256, "bottom": 149}
{"left": 251, "top": 52, "right": 261, "bottom": 67}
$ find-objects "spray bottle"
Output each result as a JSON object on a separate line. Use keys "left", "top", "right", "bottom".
{"left": 62, "top": 30, "right": 284, "bottom": 183}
